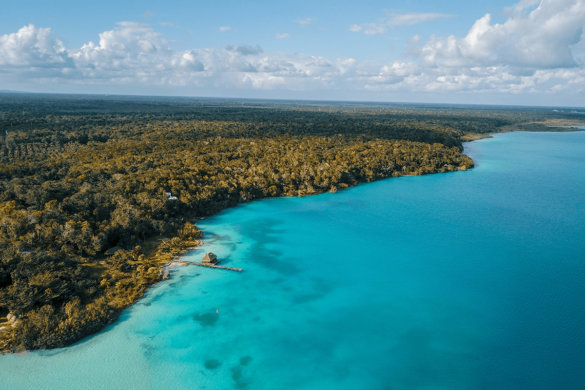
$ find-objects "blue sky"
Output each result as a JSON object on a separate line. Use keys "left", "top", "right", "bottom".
{"left": 1, "top": 0, "right": 584, "bottom": 106}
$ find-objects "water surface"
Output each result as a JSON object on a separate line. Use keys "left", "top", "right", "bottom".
{"left": 1, "top": 131, "right": 585, "bottom": 389}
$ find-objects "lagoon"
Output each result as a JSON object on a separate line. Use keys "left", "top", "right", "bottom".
{"left": 1, "top": 131, "right": 585, "bottom": 389}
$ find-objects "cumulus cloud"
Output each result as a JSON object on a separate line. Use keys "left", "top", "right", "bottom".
{"left": 170, "top": 50, "right": 205, "bottom": 71}
{"left": 219, "top": 26, "right": 231, "bottom": 32}
{"left": 359, "top": 0, "right": 585, "bottom": 97}
{"left": 350, "top": 13, "right": 452, "bottom": 35}
{"left": 275, "top": 33, "right": 291, "bottom": 39}
{"left": 0, "top": 24, "right": 69, "bottom": 68}
{"left": 417, "top": 0, "right": 585, "bottom": 69}
{"left": 0, "top": 23, "right": 343, "bottom": 90}
{"left": 66, "top": 22, "right": 171, "bottom": 81}
{"left": 70, "top": 23, "right": 168, "bottom": 64}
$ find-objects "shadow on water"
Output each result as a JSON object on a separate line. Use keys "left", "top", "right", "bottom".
{"left": 378, "top": 328, "right": 476, "bottom": 390}
{"left": 140, "top": 341, "right": 156, "bottom": 359}
{"left": 204, "top": 359, "right": 222, "bottom": 370}
{"left": 192, "top": 312, "right": 220, "bottom": 327}
{"left": 231, "top": 358, "right": 253, "bottom": 389}
{"left": 238, "top": 217, "right": 301, "bottom": 275}
{"left": 291, "top": 278, "right": 334, "bottom": 304}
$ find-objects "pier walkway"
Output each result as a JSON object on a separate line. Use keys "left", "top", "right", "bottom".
{"left": 192, "top": 262, "right": 243, "bottom": 272}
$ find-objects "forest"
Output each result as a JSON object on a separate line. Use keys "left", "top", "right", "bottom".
{"left": 0, "top": 93, "right": 582, "bottom": 352}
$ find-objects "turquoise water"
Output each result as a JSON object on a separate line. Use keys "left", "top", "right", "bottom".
{"left": 1, "top": 131, "right": 585, "bottom": 389}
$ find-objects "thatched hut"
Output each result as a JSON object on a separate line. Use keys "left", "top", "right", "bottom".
{"left": 202, "top": 252, "right": 219, "bottom": 264}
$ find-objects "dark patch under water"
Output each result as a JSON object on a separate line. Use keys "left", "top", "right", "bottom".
{"left": 204, "top": 359, "right": 221, "bottom": 370}
{"left": 192, "top": 312, "right": 219, "bottom": 327}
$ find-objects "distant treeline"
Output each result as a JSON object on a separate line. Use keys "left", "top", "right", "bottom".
{"left": 0, "top": 94, "right": 582, "bottom": 352}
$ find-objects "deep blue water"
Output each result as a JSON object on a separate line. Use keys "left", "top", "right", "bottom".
{"left": 1, "top": 131, "right": 585, "bottom": 389}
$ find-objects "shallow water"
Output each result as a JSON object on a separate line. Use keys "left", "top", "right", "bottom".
{"left": 1, "top": 131, "right": 585, "bottom": 389}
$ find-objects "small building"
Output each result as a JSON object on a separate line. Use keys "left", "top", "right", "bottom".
{"left": 202, "top": 252, "right": 219, "bottom": 265}
{"left": 165, "top": 191, "right": 178, "bottom": 201}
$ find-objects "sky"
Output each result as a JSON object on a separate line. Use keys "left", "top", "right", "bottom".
{"left": 1, "top": 0, "right": 584, "bottom": 106}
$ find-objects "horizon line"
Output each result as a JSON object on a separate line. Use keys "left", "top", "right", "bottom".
{"left": 1, "top": 90, "right": 584, "bottom": 111}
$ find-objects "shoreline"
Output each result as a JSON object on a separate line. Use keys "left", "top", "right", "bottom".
{"left": 1, "top": 152, "right": 472, "bottom": 354}
{"left": 2, "top": 130, "right": 585, "bottom": 390}
{"left": 461, "top": 122, "right": 585, "bottom": 142}
{"left": 3, "top": 125, "right": 585, "bottom": 353}
{"left": 161, "top": 258, "right": 193, "bottom": 279}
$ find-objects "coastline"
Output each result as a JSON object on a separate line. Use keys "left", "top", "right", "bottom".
{"left": 161, "top": 257, "right": 193, "bottom": 279}
{"left": 6, "top": 126, "right": 585, "bottom": 354}
{"left": 0, "top": 148, "right": 473, "bottom": 354}
{"left": 0, "top": 100, "right": 579, "bottom": 352}
{"left": 3, "top": 130, "right": 585, "bottom": 389}
{"left": 461, "top": 121, "right": 585, "bottom": 142}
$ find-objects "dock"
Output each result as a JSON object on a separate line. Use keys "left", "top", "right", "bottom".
{"left": 192, "top": 262, "right": 243, "bottom": 272}
{"left": 161, "top": 258, "right": 242, "bottom": 279}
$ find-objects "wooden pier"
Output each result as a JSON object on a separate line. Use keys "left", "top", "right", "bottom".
{"left": 192, "top": 262, "right": 243, "bottom": 272}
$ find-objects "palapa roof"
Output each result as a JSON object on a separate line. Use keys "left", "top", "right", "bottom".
{"left": 202, "top": 252, "right": 218, "bottom": 263}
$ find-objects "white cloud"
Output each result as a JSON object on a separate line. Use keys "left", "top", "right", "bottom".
{"left": 357, "top": 0, "right": 585, "bottom": 97}
{"left": 0, "top": 24, "right": 69, "bottom": 67}
{"left": 360, "top": 60, "right": 585, "bottom": 96}
{"left": 503, "top": 0, "right": 541, "bottom": 17}
{"left": 170, "top": 50, "right": 205, "bottom": 71}
{"left": 295, "top": 17, "right": 315, "bottom": 27}
{"left": 275, "top": 33, "right": 291, "bottom": 39}
{"left": 219, "top": 26, "right": 231, "bottom": 32}
{"left": 353, "top": 0, "right": 583, "bottom": 100}
{"left": 417, "top": 0, "right": 585, "bottom": 69}
{"left": 2, "top": 23, "right": 342, "bottom": 90}
{"left": 68, "top": 22, "right": 171, "bottom": 81}
{"left": 70, "top": 22, "right": 169, "bottom": 63}
{"left": 350, "top": 12, "right": 452, "bottom": 35}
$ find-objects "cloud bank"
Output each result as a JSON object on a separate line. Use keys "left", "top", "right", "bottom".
{"left": 1, "top": 0, "right": 584, "bottom": 103}
{"left": 0, "top": 22, "right": 349, "bottom": 91}
{"left": 418, "top": 0, "right": 585, "bottom": 69}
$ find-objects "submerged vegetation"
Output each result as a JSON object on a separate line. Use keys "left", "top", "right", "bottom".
{"left": 0, "top": 93, "right": 582, "bottom": 352}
